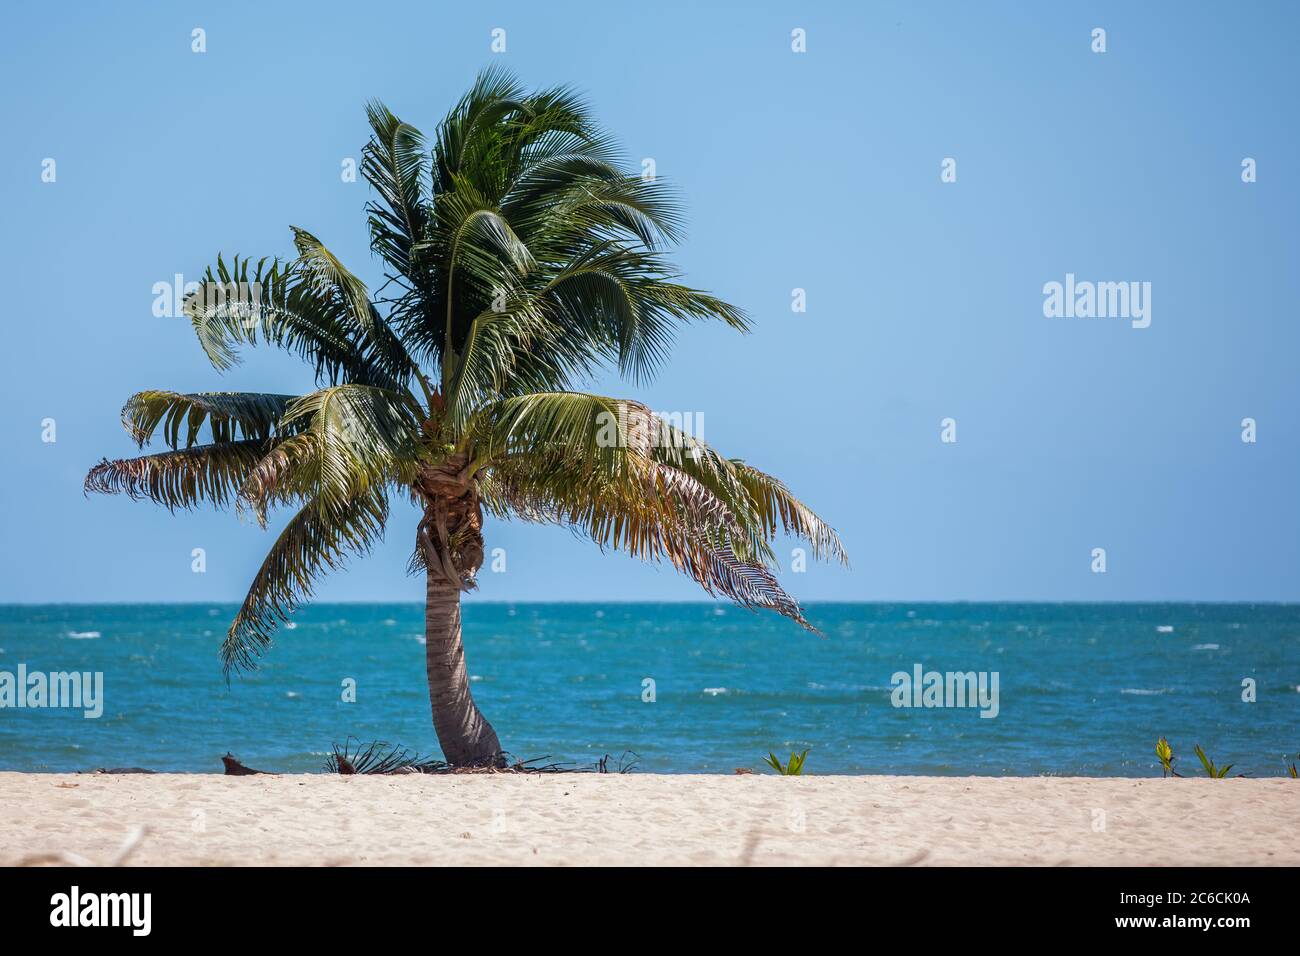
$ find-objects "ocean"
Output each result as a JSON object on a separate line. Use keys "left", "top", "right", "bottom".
{"left": 0, "top": 602, "right": 1296, "bottom": 776}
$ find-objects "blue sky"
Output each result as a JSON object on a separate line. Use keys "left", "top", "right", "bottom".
{"left": 2, "top": 1, "right": 1297, "bottom": 604}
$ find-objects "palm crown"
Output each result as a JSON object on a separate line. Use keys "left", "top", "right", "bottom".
{"left": 87, "top": 69, "right": 845, "bottom": 763}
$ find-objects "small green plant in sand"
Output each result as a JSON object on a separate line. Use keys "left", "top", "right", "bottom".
{"left": 1192, "top": 744, "right": 1234, "bottom": 778}
{"left": 1154, "top": 738, "right": 1240, "bottom": 778}
{"left": 1153, "top": 738, "right": 1299, "bottom": 778}
{"left": 763, "top": 749, "right": 809, "bottom": 775}
{"left": 1155, "top": 737, "right": 1176, "bottom": 777}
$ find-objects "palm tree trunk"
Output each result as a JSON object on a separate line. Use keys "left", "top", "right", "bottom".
{"left": 424, "top": 568, "right": 502, "bottom": 766}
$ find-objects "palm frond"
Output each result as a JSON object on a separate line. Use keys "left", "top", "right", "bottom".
{"left": 182, "top": 252, "right": 408, "bottom": 392}
{"left": 85, "top": 440, "right": 271, "bottom": 511}
{"left": 120, "top": 390, "right": 298, "bottom": 449}
{"left": 362, "top": 100, "right": 429, "bottom": 277}
{"left": 731, "top": 462, "right": 848, "bottom": 565}
{"left": 222, "top": 485, "right": 390, "bottom": 674}
{"left": 434, "top": 65, "right": 531, "bottom": 191}
{"left": 238, "top": 384, "right": 425, "bottom": 522}
{"left": 700, "top": 541, "right": 812, "bottom": 629}
{"left": 472, "top": 391, "right": 637, "bottom": 472}
{"left": 644, "top": 420, "right": 846, "bottom": 566}
{"left": 473, "top": 391, "right": 826, "bottom": 631}
{"left": 541, "top": 244, "right": 749, "bottom": 384}
{"left": 483, "top": 455, "right": 816, "bottom": 632}
{"left": 290, "top": 227, "right": 425, "bottom": 395}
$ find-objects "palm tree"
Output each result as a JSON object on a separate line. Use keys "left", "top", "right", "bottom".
{"left": 86, "top": 69, "right": 846, "bottom": 766}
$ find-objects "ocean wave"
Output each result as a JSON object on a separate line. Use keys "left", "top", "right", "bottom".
{"left": 66, "top": 630, "right": 101, "bottom": 639}
{"left": 1155, "top": 625, "right": 1174, "bottom": 633}
{"left": 1120, "top": 688, "right": 1172, "bottom": 696}
{"left": 1192, "top": 643, "right": 1220, "bottom": 651}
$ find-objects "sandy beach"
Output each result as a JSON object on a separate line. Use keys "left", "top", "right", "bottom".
{"left": 3, "top": 773, "right": 1295, "bottom": 867}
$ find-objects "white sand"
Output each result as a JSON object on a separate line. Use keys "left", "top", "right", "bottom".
{"left": 2, "top": 772, "right": 1295, "bottom": 866}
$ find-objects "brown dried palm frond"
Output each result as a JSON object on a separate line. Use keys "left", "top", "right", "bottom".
{"left": 324, "top": 738, "right": 609, "bottom": 774}
{"left": 85, "top": 440, "right": 273, "bottom": 511}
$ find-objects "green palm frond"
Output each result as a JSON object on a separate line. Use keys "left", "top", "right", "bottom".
{"left": 238, "top": 384, "right": 425, "bottom": 523}
{"left": 434, "top": 66, "right": 531, "bottom": 189}
{"left": 377, "top": 67, "right": 744, "bottom": 394}
{"left": 182, "top": 253, "right": 287, "bottom": 372}
{"left": 183, "top": 250, "right": 410, "bottom": 392}
{"left": 289, "top": 228, "right": 429, "bottom": 401}
{"left": 362, "top": 100, "right": 429, "bottom": 277}
{"left": 540, "top": 244, "right": 749, "bottom": 384}
{"left": 121, "top": 390, "right": 298, "bottom": 448}
{"left": 291, "top": 227, "right": 374, "bottom": 330}
{"left": 443, "top": 294, "right": 566, "bottom": 429}
{"left": 473, "top": 391, "right": 634, "bottom": 468}
{"left": 434, "top": 179, "right": 536, "bottom": 280}
{"left": 504, "top": 161, "right": 683, "bottom": 250}
{"left": 222, "top": 485, "right": 390, "bottom": 673}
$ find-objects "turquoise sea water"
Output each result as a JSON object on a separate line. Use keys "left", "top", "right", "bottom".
{"left": 0, "top": 603, "right": 1296, "bottom": 776}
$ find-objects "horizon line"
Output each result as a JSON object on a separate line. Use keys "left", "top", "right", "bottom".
{"left": 2, "top": 599, "right": 1297, "bottom": 608}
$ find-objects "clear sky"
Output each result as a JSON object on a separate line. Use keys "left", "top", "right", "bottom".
{"left": 2, "top": 1, "right": 1297, "bottom": 604}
